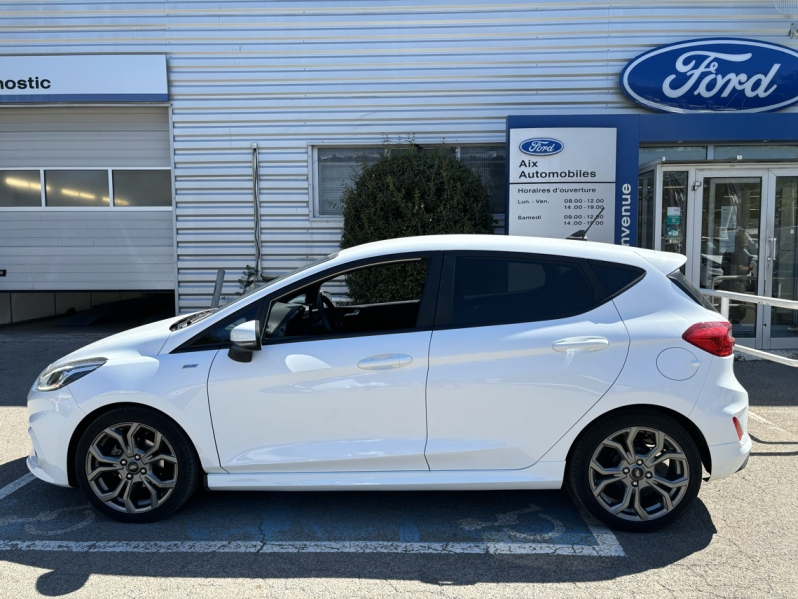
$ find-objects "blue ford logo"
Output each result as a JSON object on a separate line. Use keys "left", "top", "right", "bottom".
{"left": 519, "top": 138, "right": 564, "bottom": 156}
{"left": 621, "top": 38, "right": 798, "bottom": 113}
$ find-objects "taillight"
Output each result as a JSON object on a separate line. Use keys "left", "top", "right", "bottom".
{"left": 682, "top": 321, "right": 735, "bottom": 357}
{"left": 733, "top": 416, "right": 744, "bottom": 441}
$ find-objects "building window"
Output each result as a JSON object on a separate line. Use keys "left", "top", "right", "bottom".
{"left": 313, "top": 145, "right": 506, "bottom": 217}
{"left": 638, "top": 146, "right": 707, "bottom": 166}
{"left": 714, "top": 145, "right": 798, "bottom": 161}
{"left": 45, "top": 170, "right": 110, "bottom": 207}
{"left": 0, "top": 169, "right": 171, "bottom": 208}
{"left": 317, "top": 147, "right": 384, "bottom": 217}
{"left": 113, "top": 170, "right": 172, "bottom": 207}
{"left": 459, "top": 146, "right": 506, "bottom": 214}
{"left": 0, "top": 170, "right": 42, "bottom": 207}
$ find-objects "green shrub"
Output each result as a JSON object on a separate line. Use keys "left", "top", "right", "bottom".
{"left": 340, "top": 144, "right": 494, "bottom": 304}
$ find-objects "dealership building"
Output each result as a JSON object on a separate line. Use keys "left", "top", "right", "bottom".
{"left": 0, "top": 1, "right": 797, "bottom": 352}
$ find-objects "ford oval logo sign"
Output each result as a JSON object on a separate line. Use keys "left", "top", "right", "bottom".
{"left": 519, "top": 138, "right": 564, "bottom": 155}
{"left": 621, "top": 38, "right": 798, "bottom": 113}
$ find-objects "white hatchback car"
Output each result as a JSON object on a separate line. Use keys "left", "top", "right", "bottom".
{"left": 27, "top": 235, "right": 751, "bottom": 531}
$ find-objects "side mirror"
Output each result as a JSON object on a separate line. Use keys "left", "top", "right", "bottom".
{"left": 228, "top": 320, "right": 261, "bottom": 363}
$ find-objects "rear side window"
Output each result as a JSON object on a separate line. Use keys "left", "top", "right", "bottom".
{"left": 589, "top": 260, "right": 645, "bottom": 298}
{"left": 447, "top": 254, "right": 598, "bottom": 327}
{"left": 668, "top": 269, "right": 717, "bottom": 312}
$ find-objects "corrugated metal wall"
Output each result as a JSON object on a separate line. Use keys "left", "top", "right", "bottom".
{"left": 0, "top": 1, "right": 794, "bottom": 310}
{"left": 0, "top": 211, "right": 175, "bottom": 291}
{"left": 0, "top": 107, "right": 171, "bottom": 168}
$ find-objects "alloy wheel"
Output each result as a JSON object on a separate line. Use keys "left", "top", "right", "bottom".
{"left": 588, "top": 426, "right": 690, "bottom": 522}
{"left": 85, "top": 422, "right": 178, "bottom": 514}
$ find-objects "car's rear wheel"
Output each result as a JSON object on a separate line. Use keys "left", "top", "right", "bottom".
{"left": 569, "top": 411, "right": 702, "bottom": 532}
{"left": 75, "top": 406, "right": 200, "bottom": 522}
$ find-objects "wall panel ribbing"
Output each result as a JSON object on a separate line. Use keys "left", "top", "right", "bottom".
{"left": 0, "top": 1, "right": 793, "bottom": 309}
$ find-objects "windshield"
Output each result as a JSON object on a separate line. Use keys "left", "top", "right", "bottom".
{"left": 220, "top": 253, "right": 338, "bottom": 309}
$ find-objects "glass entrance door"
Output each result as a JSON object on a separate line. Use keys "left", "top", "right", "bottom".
{"left": 693, "top": 172, "right": 766, "bottom": 345}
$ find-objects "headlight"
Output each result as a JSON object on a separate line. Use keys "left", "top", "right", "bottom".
{"left": 36, "top": 358, "right": 107, "bottom": 392}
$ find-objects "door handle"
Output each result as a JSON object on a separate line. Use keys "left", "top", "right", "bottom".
{"left": 357, "top": 354, "right": 413, "bottom": 370}
{"left": 767, "top": 237, "right": 777, "bottom": 262}
{"left": 552, "top": 337, "right": 610, "bottom": 353}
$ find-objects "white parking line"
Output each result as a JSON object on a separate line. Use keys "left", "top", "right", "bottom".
{"left": 0, "top": 473, "right": 35, "bottom": 503}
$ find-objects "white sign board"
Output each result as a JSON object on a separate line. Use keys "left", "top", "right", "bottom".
{"left": 508, "top": 128, "right": 617, "bottom": 243}
{"left": 0, "top": 55, "right": 168, "bottom": 103}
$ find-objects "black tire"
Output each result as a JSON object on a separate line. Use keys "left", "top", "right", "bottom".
{"left": 75, "top": 406, "right": 200, "bottom": 523}
{"left": 568, "top": 410, "right": 702, "bottom": 533}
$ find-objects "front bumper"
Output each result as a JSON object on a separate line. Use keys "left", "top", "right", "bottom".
{"left": 26, "top": 386, "right": 84, "bottom": 487}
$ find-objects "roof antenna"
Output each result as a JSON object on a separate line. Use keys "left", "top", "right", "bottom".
{"left": 567, "top": 205, "right": 605, "bottom": 241}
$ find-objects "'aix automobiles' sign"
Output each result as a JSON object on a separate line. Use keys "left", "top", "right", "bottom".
{"left": 620, "top": 38, "right": 798, "bottom": 113}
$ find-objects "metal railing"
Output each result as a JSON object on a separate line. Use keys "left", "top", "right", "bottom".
{"left": 702, "top": 288, "right": 798, "bottom": 368}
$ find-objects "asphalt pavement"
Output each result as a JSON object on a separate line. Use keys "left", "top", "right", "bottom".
{"left": 0, "top": 319, "right": 796, "bottom": 598}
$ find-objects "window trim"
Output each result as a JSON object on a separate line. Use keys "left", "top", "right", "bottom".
{"left": 433, "top": 250, "right": 608, "bottom": 330}
{"left": 0, "top": 166, "right": 173, "bottom": 210}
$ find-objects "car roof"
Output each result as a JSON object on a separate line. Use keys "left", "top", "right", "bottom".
{"left": 336, "top": 234, "right": 685, "bottom": 274}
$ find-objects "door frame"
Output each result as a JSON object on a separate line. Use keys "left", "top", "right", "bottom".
{"left": 766, "top": 169, "right": 798, "bottom": 350}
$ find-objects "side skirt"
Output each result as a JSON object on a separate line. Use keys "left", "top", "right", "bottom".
{"left": 205, "top": 461, "right": 566, "bottom": 491}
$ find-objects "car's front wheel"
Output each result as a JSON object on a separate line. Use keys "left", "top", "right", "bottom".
{"left": 75, "top": 406, "right": 200, "bottom": 522}
{"left": 568, "top": 411, "right": 703, "bottom": 532}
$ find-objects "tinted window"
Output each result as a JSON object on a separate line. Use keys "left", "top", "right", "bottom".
{"left": 589, "top": 260, "right": 645, "bottom": 297}
{"left": 449, "top": 255, "right": 597, "bottom": 327}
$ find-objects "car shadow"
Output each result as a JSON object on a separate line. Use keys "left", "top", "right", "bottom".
{"left": 0, "top": 456, "right": 717, "bottom": 596}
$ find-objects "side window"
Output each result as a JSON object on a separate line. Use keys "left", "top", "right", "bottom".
{"left": 588, "top": 260, "right": 646, "bottom": 298}
{"left": 189, "top": 303, "right": 261, "bottom": 347}
{"left": 264, "top": 260, "right": 429, "bottom": 341}
{"left": 449, "top": 255, "right": 597, "bottom": 327}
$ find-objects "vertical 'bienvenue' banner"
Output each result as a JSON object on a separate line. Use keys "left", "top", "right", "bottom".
{"left": 507, "top": 128, "right": 617, "bottom": 244}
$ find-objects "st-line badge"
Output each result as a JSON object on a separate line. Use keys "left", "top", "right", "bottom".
{"left": 620, "top": 38, "right": 798, "bottom": 113}
{"left": 519, "top": 138, "right": 564, "bottom": 156}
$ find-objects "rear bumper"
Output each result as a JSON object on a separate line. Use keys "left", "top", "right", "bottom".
{"left": 708, "top": 435, "right": 752, "bottom": 481}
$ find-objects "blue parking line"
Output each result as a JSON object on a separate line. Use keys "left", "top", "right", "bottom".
{"left": 0, "top": 476, "right": 624, "bottom": 556}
